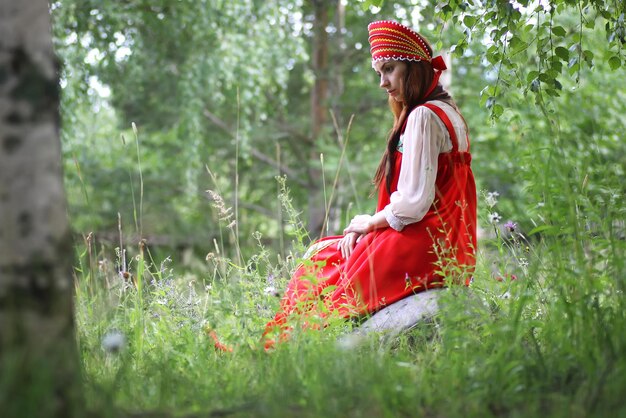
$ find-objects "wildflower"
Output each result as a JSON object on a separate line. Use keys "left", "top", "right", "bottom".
{"left": 495, "top": 273, "right": 518, "bottom": 282}
{"left": 264, "top": 285, "right": 280, "bottom": 297}
{"left": 486, "top": 191, "right": 499, "bottom": 208}
{"left": 102, "top": 330, "right": 126, "bottom": 354}
{"left": 488, "top": 212, "right": 502, "bottom": 224}
{"left": 205, "top": 327, "right": 233, "bottom": 353}
{"left": 504, "top": 220, "right": 517, "bottom": 232}
{"left": 405, "top": 272, "right": 412, "bottom": 285}
{"left": 266, "top": 273, "right": 275, "bottom": 285}
{"left": 519, "top": 258, "right": 529, "bottom": 268}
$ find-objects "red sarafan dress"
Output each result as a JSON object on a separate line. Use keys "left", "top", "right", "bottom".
{"left": 264, "top": 102, "right": 477, "bottom": 343}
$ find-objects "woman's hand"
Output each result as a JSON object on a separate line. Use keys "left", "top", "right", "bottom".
{"left": 338, "top": 232, "right": 361, "bottom": 259}
{"left": 343, "top": 214, "right": 374, "bottom": 236}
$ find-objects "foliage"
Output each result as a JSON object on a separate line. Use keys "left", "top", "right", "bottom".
{"left": 72, "top": 182, "right": 626, "bottom": 417}
{"left": 45, "top": 1, "right": 626, "bottom": 416}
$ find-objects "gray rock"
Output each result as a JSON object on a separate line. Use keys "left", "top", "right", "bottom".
{"left": 337, "top": 289, "right": 443, "bottom": 349}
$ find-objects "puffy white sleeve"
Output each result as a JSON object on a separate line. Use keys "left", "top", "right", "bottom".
{"left": 383, "top": 106, "right": 449, "bottom": 231}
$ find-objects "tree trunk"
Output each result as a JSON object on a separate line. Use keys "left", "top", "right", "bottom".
{"left": 0, "top": 1, "right": 82, "bottom": 416}
{"left": 307, "top": 0, "right": 332, "bottom": 237}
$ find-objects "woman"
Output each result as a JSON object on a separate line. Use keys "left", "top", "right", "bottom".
{"left": 262, "top": 20, "right": 477, "bottom": 348}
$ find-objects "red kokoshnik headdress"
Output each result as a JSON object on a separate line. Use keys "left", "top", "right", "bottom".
{"left": 368, "top": 20, "right": 447, "bottom": 99}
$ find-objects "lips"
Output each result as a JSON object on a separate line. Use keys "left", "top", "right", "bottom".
{"left": 387, "top": 89, "right": 397, "bottom": 96}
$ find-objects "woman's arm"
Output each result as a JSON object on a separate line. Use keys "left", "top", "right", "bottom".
{"left": 339, "top": 212, "right": 388, "bottom": 258}
{"left": 383, "top": 106, "right": 448, "bottom": 231}
{"left": 339, "top": 106, "right": 450, "bottom": 256}
{"left": 343, "top": 211, "right": 388, "bottom": 235}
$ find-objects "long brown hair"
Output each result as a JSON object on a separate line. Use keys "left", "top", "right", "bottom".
{"left": 373, "top": 60, "right": 458, "bottom": 193}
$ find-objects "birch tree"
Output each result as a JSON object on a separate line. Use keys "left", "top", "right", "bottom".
{"left": 0, "top": 1, "right": 82, "bottom": 416}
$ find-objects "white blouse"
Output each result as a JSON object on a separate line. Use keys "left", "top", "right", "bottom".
{"left": 382, "top": 100, "right": 468, "bottom": 232}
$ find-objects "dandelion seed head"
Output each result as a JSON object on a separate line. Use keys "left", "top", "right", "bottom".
{"left": 102, "top": 330, "right": 126, "bottom": 353}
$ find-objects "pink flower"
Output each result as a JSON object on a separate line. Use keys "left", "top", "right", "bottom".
{"left": 504, "top": 221, "right": 517, "bottom": 232}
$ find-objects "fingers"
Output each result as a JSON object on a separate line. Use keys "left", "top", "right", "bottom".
{"left": 345, "top": 233, "right": 357, "bottom": 258}
{"left": 338, "top": 232, "right": 359, "bottom": 259}
{"left": 343, "top": 214, "right": 373, "bottom": 236}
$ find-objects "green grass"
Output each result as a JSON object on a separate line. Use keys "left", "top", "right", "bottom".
{"left": 73, "top": 183, "right": 626, "bottom": 418}
{"left": 69, "top": 100, "right": 626, "bottom": 417}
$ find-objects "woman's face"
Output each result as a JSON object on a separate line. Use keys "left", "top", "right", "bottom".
{"left": 373, "top": 60, "right": 407, "bottom": 103}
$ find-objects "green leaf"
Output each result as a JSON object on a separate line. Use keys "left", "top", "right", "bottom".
{"left": 551, "top": 61, "right": 563, "bottom": 73}
{"left": 552, "top": 26, "right": 566, "bottom": 37}
{"left": 492, "top": 104, "right": 504, "bottom": 118}
{"left": 568, "top": 62, "right": 580, "bottom": 75}
{"left": 528, "top": 225, "right": 556, "bottom": 236}
{"left": 527, "top": 71, "right": 539, "bottom": 83}
{"left": 463, "top": 15, "right": 477, "bottom": 27}
{"left": 510, "top": 36, "right": 528, "bottom": 53}
{"left": 546, "top": 68, "right": 560, "bottom": 79}
{"left": 555, "top": 46, "right": 569, "bottom": 61}
{"left": 609, "top": 56, "right": 622, "bottom": 70}
{"left": 319, "top": 285, "right": 338, "bottom": 296}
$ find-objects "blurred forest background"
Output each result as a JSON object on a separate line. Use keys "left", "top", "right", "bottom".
{"left": 51, "top": 0, "right": 625, "bottom": 266}
{"left": 3, "top": 1, "right": 618, "bottom": 416}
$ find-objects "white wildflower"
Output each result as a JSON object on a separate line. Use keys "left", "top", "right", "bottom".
{"left": 102, "top": 330, "right": 126, "bottom": 354}
{"left": 488, "top": 212, "right": 502, "bottom": 224}
{"left": 263, "top": 285, "right": 279, "bottom": 297}
{"left": 486, "top": 191, "right": 500, "bottom": 208}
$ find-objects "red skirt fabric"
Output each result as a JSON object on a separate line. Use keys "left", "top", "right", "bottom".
{"left": 264, "top": 104, "right": 477, "bottom": 341}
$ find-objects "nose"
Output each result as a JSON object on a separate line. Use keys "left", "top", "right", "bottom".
{"left": 379, "top": 74, "right": 388, "bottom": 89}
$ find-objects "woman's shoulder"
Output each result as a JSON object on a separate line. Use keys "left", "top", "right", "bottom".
{"left": 422, "top": 100, "right": 461, "bottom": 119}
{"left": 406, "top": 101, "right": 449, "bottom": 128}
{"left": 423, "top": 100, "right": 466, "bottom": 132}
{"left": 408, "top": 100, "right": 456, "bottom": 120}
